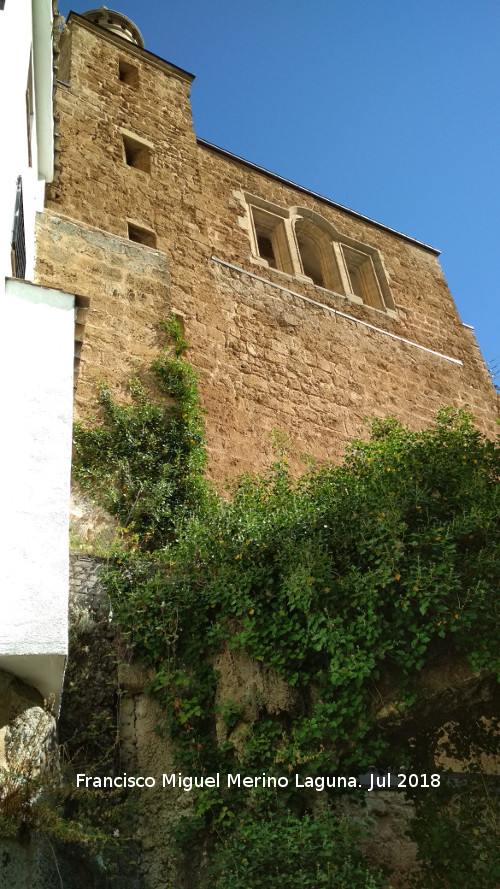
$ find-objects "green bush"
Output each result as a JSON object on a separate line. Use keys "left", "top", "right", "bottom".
{"left": 73, "top": 317, "right": 208, "bottom": 550}
{"left": 74, "top": 329, "right": 500, "bottom": 888}
{"left": 202, "top": 807, "right": 384, "bottom": 889}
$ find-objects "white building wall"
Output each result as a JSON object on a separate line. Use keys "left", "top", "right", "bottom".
{"left": 0, "top": 0, "right": 73, "bottom": 705}
{"left": 0, "top": 280, "right": 75, "bottom": 704}
{"left": 0, "top": 0, "right": 53, "bottom": 284}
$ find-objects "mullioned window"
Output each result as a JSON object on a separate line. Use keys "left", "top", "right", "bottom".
{"left": 244, "top": 195, "right": 395, "bottom": 315}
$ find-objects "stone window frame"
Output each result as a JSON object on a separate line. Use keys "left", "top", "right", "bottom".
{"left": 242, "top": 194, "right": 396, "bottom": 316}
{"left": 246, "top": 195, "right": 295, "bottom": 276}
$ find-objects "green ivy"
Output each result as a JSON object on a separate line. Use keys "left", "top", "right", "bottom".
{"left": 73, "top": 317, "right": 209, "bottom": 550}
{"left": 200, "top": 805, "right": 384, "bottom": 888}
{"left": 73, "top": 332, "right": 500, "bottom": 889}
{"left": 408, "top": 773, "right": 500, "bottom": 889}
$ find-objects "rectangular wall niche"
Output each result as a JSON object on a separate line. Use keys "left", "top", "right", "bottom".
{"left": 127, "top": 222, "right": 156, "bottom": 247}
{"left": 122, "top": 133, "right": 151, "bottom": 173}
{"left": 119, "top": 58, "right": 139, "bottom": 86}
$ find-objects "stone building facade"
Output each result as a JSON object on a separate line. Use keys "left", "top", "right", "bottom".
{"left": 0, "top": 8, "right": 492, "bottom": 888}
{"left": 35, "top": 10, "right": 498, "bottom": 482}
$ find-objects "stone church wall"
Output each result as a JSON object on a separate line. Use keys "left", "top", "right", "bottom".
{"left": 1, "top": 10, "right": 497, "bottom": 889}
{"left": 34, "top": 14, "right": 498, "bottom": 483}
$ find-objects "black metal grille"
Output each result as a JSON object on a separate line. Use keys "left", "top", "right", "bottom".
{"left": 11, "top": 176, "right": 26, "bottom": 279}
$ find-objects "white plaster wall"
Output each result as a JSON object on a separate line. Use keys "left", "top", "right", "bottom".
{"left": 0, "top": 279, "right": 75, "bottom": 703}
{"left": 0, "top": 0, "right": 53, "bottom": 284}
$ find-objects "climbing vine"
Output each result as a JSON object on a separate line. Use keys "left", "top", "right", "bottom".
{"left": 72, "top": 324, "right": 500, "bottom": 888}
{"left": 73, "top": 316, "right": 209, "bottom": 551}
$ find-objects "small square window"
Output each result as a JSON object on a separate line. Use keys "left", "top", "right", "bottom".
{"left": 122, "top": 133, "right": 151, "bottom": 173}
{"left": 127, "top": 223, "right": 156, "bottom": 247}
{"left": 118, "top": 59, "right": 139, "bottom": 86}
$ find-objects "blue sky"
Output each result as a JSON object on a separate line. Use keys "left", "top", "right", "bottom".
{"left": 60, "top": 1, "right": 500, "bottom": 377}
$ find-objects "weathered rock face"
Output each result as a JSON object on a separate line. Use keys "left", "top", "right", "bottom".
{"left": 357, "top": 792, "right": 418, "bottom": 888}
{"left": 70, "top": 483, "right": 118, "bottom": 552}
{"left": 67, "top": 552, "right": 193, "bottom": 888}
{"left": 0, "top": 837, "right": 64, "bottom": 889}
{"left": 118, "top": 661, "right": 189, "bottom": 888}
{"left": 3, "top": 707, "right": 57, "bottom": 776}
{"left": 0, "top": 673, "right": 60, "bottom": 889}
{"left": 59, "top": 554, "right": 142, "bottom": 888}
{"left": 9, "top": 550, "right": 485, "bottom": 889}
{"left": 61, "top": 553, "right": 117, "bottom": 768}
{"left": 35, "top": 15, "right": 498, "bottom": 488}
{"left": 0, "top": 672, "right": 45, "bottom": 770}
{"left": 212, "top": 644, "right": 304, "bottom": 754}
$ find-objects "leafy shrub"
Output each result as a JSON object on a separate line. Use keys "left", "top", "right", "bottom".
{"left": 73, "top": 317, "right": 209, "bottom": 550}
{"left": 73, "top": 327, "right": 500, "bottom": 889}
{"left": 202, "top": 807, "right": 384, "bottom": 889}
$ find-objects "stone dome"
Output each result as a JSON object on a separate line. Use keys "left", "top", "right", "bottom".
{"left": 80, "top": 7, "right": 144, "bottom": 48}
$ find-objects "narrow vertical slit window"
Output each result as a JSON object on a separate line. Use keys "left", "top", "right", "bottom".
{"left": 296, "top": 232, "right": 325, "bottom": 287}
{"left": 256, "top": 232, "right": 277, "bottom": 267}
{"left": 294, "top": 217, "right": 336, "bottom": 289}
{"left": 250, "top": 207, "right": 293, "bottom": 274}
{"left": 11, "top": 177, "right": 26, "bottom": 279}
{"left": 342, "top": 245, "right": 384, "bottom": 310}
